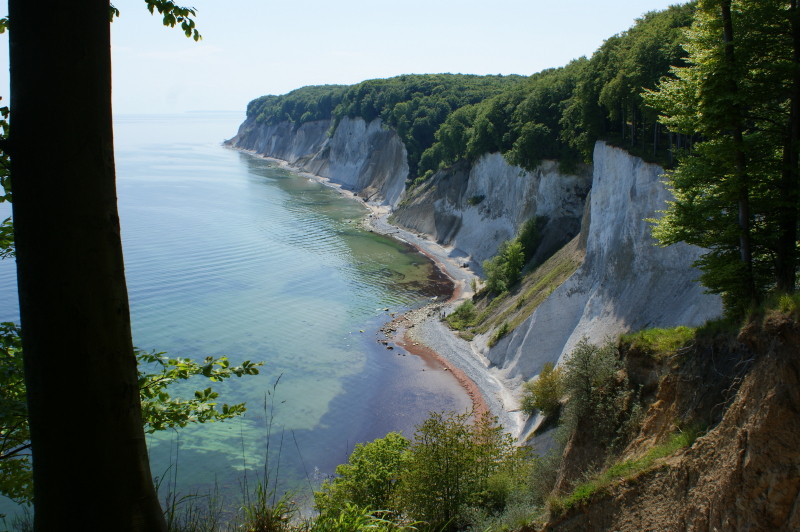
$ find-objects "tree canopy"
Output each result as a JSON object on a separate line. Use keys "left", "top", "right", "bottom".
{"left": 646, "top": 0, "right": 800, "bottom": 314}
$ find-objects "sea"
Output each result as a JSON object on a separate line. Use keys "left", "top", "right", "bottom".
{"left": 0, "top": 112, "right": 470, "bottom": 522}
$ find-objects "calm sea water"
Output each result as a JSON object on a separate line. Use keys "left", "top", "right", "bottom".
{"left": 0, "top": 113, "right": 469, "bottom": 519}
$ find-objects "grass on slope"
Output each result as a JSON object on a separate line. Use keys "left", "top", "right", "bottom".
{"left": 548, "top": 428, "right": 700, "bottom": 516}
{"left": 447, "top": 235, "right": 584, "bottom": 343}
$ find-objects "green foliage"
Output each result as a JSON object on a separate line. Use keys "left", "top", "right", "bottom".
{"left": 562, "top": 3, "right": 696, "bottom": 161}
{"left": 0, "top": 101, "right": 12, "bottom": 260}
{"left": 621, "top": 326, "right": 695, "bottom": 360}
{"left": 561, "top": 340, "right": 630, "bottom": 444}
{"left": 483, "top": 241, "right": 525, "bottom": 294}
{"left": 314, "top": 432, "right": 410, "bottom": 517}
{"left": 488, "top": 321, "right": 511, "bottom": 348}
{"left": 772, "top": 293, "right": 800, "bottom": 317}
{"left": 527, "top": 450, "right": 563, "bottom": 507}
{"left": 0, "top": 218, "right": 13, "bottom": 260}
{"left": 144, "top": 1, "right": 202, "bottom": 40}
{"left": 138, "top": 351, "right": 261, "bottom": 433}
{"left": 397, "top": 411, "right": 517, "bottom": 530}
{"left": 482, "top": 216, "right": 549, "bottom": 296}
{"left": 466, "top": 194, "right": 485, "bottom": 206}
{"left": 645, "top": 0, "right": 800, "bottom": 315}
{"left": 445, "top": 300, "right": 478, "bottom": 330}
{"left": 310, "top": 411, "right": 524, "bottom": 531}
{"left": 0, "top": 323, "right": 30, "bottom": 506}
{"left": 333, "top": 74, "right": 524, "bottom": 179}
{"left": 521, "top": 362, "right": 565, "bottom": 418}
{"left": 421, "top": 4, "right": 694, "bottom": 172}
{"left": 516, "top": 216, "right": 545, "bottom": 265}
{"left": 247, "top": 85, "right": 349, "bottom": 127}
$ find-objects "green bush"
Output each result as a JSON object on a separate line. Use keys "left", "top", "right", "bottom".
{"left": 561, "top": 339, "right": 629, "bottom": 443}
{"left": 313, "top": 411, "right": 524, "bottom": 531}
{"left": 483, "top": 241, "right": 525, "bottom": 294}
{"left": 314, "top": 432, "right": 410, "bottom": 517}
{"left": 397, "top": 412, "right": 517, "bottom": 530}
{"left": 488, "top": 321, "right": 511, "bottom": 347}
{"left": 521, "top": 362, "right": 564, "bottom": 418}
{"left": 445, "top": 300, "right": 477, "bottom": 330}
{"left": 516, "top": 216, "right": 546, "bottom": 264}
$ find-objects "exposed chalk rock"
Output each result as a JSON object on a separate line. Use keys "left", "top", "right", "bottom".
{"left": 392, "top": 153, "right": 592, "bottom": 266}
{"left": 228, "top": 117, "right": 408, "bottom": 208}
{"left": 486, "top": 142, "right": 723, "bottom": 384}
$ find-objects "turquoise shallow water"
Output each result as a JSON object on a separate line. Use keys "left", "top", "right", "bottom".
{"left": 0, "top": 113, "right": 470, "bottom": 519}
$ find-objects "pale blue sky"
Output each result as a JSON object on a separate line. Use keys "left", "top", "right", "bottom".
{"left": 0, "top": 1, "right": 688, "bottom": 115}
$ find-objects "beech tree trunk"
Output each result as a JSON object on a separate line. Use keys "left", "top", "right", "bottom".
{"left": 9, "top": 1, "right": 166, "bottom": 529}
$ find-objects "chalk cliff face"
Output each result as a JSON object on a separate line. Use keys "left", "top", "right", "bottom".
{"left": 487, "top": 142, "right": 723, "bottom": 383}
{"left": 392, "top": 154, "right": 592, "bottom": 265}
{"left": 229, "top": 116, "right": 409, "bottom": 208}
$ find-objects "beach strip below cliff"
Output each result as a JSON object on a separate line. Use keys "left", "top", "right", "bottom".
{"left": 240, "top": 152, "right": 520, "bottom": 434}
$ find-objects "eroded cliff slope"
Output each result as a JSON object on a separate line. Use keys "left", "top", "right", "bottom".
{"left": 392, "top": 154, "right": 591, "bottom": 266}
{"left": 545, "top": 314, "right": 800, "bottom": 531}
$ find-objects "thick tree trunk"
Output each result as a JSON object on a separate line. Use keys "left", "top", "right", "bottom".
{"left": 777, "top": 0, "right": 800, "bottom": 293}
{"left": 721, "top": 0, "right": 757, "bottom": 306}
{"left": 9, "top": 1, "right": 166, "bottom": 529}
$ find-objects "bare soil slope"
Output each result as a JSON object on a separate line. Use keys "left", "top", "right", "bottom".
{"left": 545, "top": 315, "right": 800, "bottom": 531}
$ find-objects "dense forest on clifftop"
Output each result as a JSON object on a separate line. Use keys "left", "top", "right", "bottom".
{"left": 245, "top": 3, "right": 694, "bottom": 181}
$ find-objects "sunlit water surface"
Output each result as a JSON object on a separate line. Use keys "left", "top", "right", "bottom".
{"left": 0, "top": 113, "right": 469, "bottom": 520}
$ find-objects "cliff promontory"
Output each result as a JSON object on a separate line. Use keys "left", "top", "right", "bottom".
{"left": 230, "top": 116, "right": 409, "bottom": 208}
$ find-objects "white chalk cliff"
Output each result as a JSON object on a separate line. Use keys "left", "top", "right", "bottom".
{"left": 392, "top": 153, "right": 592, "bottom": 266}
{"left": 229, "top": 116, "right": 408, "bottom": 208}
{"left": 228, "top": 117, "right": 722, "bottom": 392}
{"left": 485, "top": 142, "right": 723, "bottom": 384}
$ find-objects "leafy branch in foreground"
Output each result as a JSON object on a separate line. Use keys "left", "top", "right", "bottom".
{"left": 0, "top": 323, "right": 29, "bottom": 506}
{"left": 0, "top": 326, "right": 262, "bottom": 505}
{"left": 138, "top": 351, "right": 261, "bottom": 433}
{"left": 144, "top": 0, "right": 201, "bottom": 41}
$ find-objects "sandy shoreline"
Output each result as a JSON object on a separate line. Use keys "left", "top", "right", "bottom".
{"left": 233, "top": 151, "right": 519, "bottom": 433}
{"left": 359, "top": 211, "right": 518, "bottom": 432}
